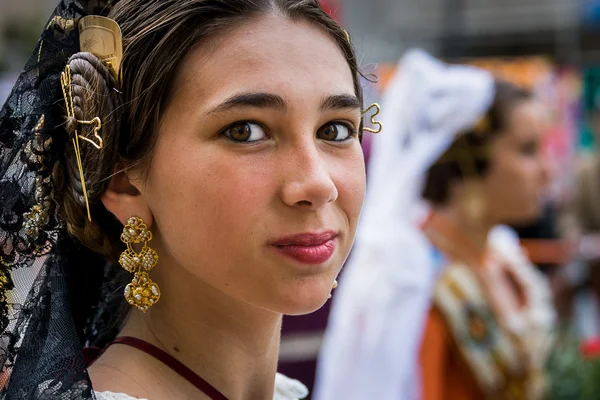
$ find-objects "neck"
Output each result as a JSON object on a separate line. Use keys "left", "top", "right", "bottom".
{"left": 434, "top": 201, "right": 494, "bottom": 254}
{"left": 119, "top": 265, "right": 282, "bottom": 400}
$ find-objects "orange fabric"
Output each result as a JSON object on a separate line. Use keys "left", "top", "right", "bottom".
{"left": 519, "top": 239, "right": 571, "bottom": 265}
{"left": 420, "top": 309, "right": 482, "bottom": 400}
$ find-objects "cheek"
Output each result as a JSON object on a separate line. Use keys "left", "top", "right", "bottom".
{"left": 144, "top": 133, "right": 366, "bottom": 299}
{"left": 144, "top": 140, "right": 273, "bottom": 268}
{"left": 335, "top": 149, "right": 366, "bottom": 226}
{"left": 485, "top": 157, "right": 541, "bottom": 212}
{"left": 503, "top": 158, "right": 543, "bottom": 193}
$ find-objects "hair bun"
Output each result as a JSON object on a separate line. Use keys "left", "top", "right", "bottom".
{"left": 57, "top": 51, "right": 122, "bottom": 259}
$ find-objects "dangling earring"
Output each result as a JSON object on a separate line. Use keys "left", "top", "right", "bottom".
{"left": 462, "top": 182, "right": 486, "bottom": 226}
{"left": 328, "top": 279, "right": 338, "bottom": 299}
{"left": 118, "top": 216, "right": 161, "bottom": 312}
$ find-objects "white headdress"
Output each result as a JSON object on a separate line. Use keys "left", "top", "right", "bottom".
{"left": 313, "top": 49, "right": 495, "bottom": 400}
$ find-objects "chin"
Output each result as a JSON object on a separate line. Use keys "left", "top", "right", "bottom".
{"left": 270, "top": 285, "right": 331, "bottom": 316}
{"left": 277, "top": 296, "right": 330, "bottom": 316}
{"left": 505, "top": 205, "right": 543, "bottom": 226}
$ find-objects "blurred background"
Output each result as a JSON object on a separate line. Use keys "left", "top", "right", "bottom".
{"left": 4, "top": 0, "right": 600, "bottom": 398}
{"left": 0, "top": 0, "right": 54, "bottom": 101}
{"left": 282, "top": 1, "right": 600, "bottom": 398}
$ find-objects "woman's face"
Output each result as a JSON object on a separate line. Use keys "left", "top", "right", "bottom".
{"left": 137, "top": 15, "right": 365, "bottom": 315}
{"left": 481, "top": 99, "right": 552, "bottom": 225}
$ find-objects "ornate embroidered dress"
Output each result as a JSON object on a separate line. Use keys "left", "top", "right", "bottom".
{"left": 420, "top": 212, "right": 555, "bottom": 400}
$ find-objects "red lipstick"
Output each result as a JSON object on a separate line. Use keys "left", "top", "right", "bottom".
{"left": 271, "top": 231, "right": 337, "bottom": 264}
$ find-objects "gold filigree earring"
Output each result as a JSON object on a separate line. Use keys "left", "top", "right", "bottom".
{"left": 461, "top": 182, "right": 486, "bottom": 226}
{"left": 118, "top": 216, "right": 160, "bottom": 312}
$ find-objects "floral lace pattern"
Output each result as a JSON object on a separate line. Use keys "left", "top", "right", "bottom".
{"left": 0, "top": 1, "right": 121, "bottom": 399}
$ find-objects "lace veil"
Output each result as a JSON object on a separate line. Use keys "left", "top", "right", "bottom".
{"left": 0, "top": 1, "right": 124, "bottom": 398}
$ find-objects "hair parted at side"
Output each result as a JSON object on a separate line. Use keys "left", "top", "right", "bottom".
{"left": 57, "top": 0, "right": 365, "bottom": 260}
{"left": 421, "top": 80, "right": 533, "bottom": 206}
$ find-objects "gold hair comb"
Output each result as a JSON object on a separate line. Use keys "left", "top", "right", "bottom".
{"left": 60, "top": 65, "right": 103, "bottom": 222}
{"left": 79, "top": 16, "right": 123, "bottom": 77}
{"left": 362, "top": 103, "right": 383, "bottom": 134}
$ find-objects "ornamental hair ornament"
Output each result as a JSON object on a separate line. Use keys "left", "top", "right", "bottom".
{"left": 362, "top": 103, "right": 383, "bottom": 134}
{"left": 59, "top": 16, "right": 122, "bottom": 222}
{"left": 473, "top": 115, "right": 491, "bottom": 136}
{"left": 343, "top": 29, "right": 350, "bottom": 43}
{"left": 79, "top": 15, "right": 123, "bottom": 78}
{"left": 60, "top": 65, "right": 103, "bottom": 222}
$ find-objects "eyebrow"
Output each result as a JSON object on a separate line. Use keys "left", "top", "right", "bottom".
{"left": 204, "top": 92, "right": 361, "bottom": 115}
{"left": 206, "top": 92, "right": 287, "bottom": 115}
{"left": 320, "top": 94, "right": 361, "bottom": 112}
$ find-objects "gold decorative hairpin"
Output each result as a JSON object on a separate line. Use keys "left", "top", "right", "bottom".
{"left": 362, "top": 103, "right": 383, "bottom": 134}
{"left": 343, "top": 29, "right": 350, "bottom": 43}
{"left": 60, "top": 65, "right": 103, "bottom": 222}
{"left": 473, "top": 115, "right": 491, "bottom": 136}
{"left": 56, "top": 16, "right": 122, "bottom": 222}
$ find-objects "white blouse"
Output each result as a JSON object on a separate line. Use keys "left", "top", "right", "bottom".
{"left": 94, "top": 373, "right": 309, "bottom": 400}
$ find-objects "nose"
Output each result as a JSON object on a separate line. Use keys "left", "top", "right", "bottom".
{"left": 540, "top": 150, "right": 555, "bottom": 188}
{"left": 280, "top": 143, "right": 338, "bottom": 210}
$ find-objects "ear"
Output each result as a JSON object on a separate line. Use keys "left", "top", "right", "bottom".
{"left": 101, "top": 170, "right": 153, "bottom": 228}
{"left": 449, "top": 179, "right": 464, "bottom": 201}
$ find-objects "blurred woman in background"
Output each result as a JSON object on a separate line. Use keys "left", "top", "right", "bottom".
{"left": 315, "top": 50, "right": 555, "bottom": 400}
{"left": 419, "top": 74, "right": 555, "bottom": 400}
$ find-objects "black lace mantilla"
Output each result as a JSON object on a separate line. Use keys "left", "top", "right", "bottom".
{"left": 0, "top": 1, "right": 123, "bottom": 398}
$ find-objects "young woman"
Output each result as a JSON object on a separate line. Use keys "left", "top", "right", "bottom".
{"left": 0, "top": 1, "right": 369, "bottom": 399}
{"left": 315, "top": 50, "right": 555, "bottom": 400}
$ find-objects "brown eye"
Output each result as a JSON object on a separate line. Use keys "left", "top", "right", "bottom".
{"left": 520, "top": 140, "right": 539, "bottom": 156}
{"left": 317, "top": 123, "right": 353, "bottom": 142}
{"left": 222, "top": 122, "right": 267, "bottom": 142}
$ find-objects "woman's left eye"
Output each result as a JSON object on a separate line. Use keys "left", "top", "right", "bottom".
{"left": 317, "top": 123, "right": 355, "bottom": 142}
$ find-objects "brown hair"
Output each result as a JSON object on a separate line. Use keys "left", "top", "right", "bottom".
{"left": 421, "top": 80, "right": 532, "bottom": 206}
{"left": 57, "top": 0, "right": 364, "bottom": 260}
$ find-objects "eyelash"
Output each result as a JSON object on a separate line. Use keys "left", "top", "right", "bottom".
{"left": 218, "top": 120, "right": 359, "bottom": 143}
{"left": 218, "top": 120, "right": 266, "bottom": 142}
{"left": 330, "top": 121, "right": 359, "bottom": 141}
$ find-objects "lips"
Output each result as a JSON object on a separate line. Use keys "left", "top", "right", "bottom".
{"left": 271, "top": 231, "right": 338, "bottom": 264}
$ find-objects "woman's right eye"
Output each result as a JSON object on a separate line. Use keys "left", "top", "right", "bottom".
{"left": 221, "top": 122, "right": 267, "bottom": 143}
{"left": 519, "top": 139, "right": 539, "bottom": 156}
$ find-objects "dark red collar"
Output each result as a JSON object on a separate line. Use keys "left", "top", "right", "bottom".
{"left": 85, "top": 336, "right": 228, "bottom": 400}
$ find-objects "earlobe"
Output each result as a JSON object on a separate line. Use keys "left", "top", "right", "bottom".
{"left": 100, "top": 170, "right": 153, "bottom": 227}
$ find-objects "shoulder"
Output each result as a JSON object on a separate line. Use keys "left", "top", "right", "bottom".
{"left": 94, "top": 391, "right": 148, "bottom": 400}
